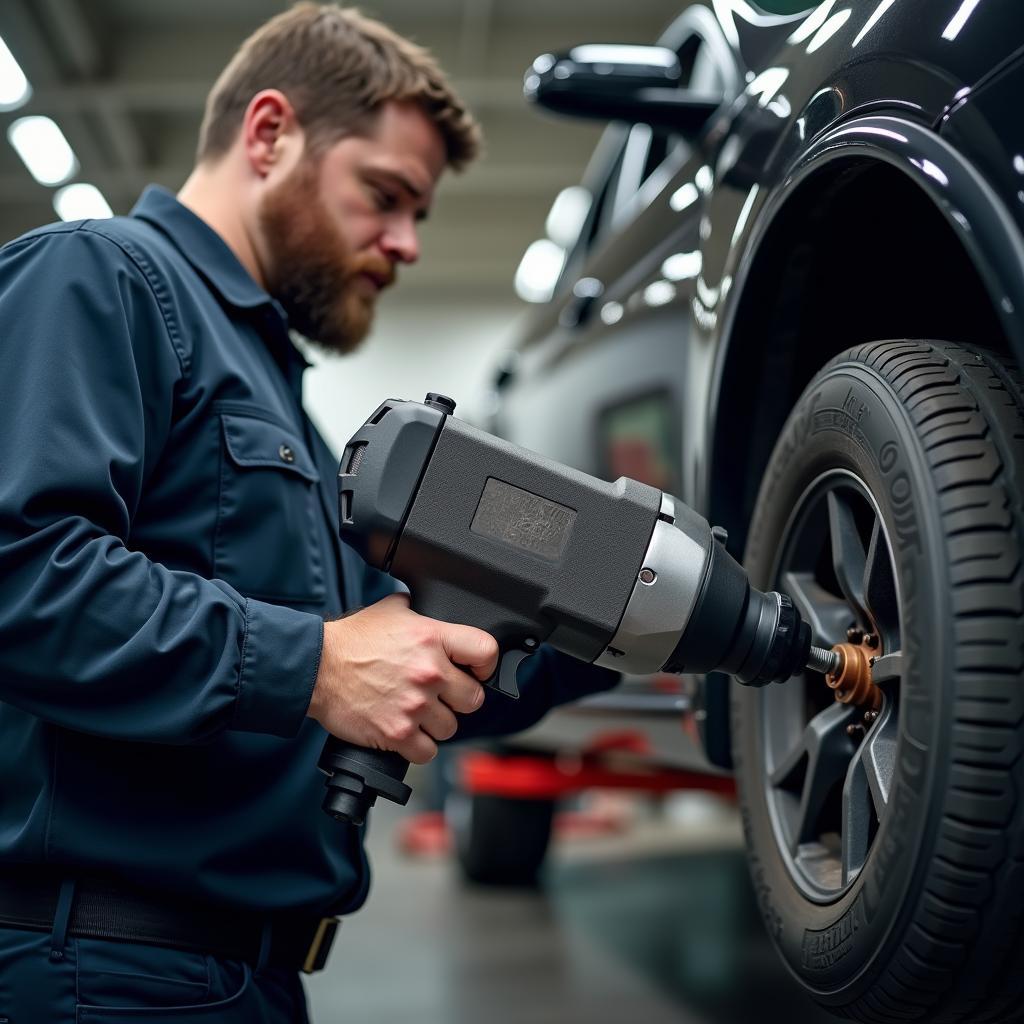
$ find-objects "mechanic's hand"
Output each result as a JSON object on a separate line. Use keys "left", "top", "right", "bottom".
{"left": 307, "top": 593, "right": 497, "bottom": 764}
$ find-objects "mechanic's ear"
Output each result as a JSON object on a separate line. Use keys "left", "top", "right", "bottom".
{"left": 243, "top": 89, "right": 303, "bottom": 178}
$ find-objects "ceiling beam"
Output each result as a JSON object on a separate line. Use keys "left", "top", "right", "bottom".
{"left": 0, "top": 161, "right": 584, "bottom": 208}
{"left": 32, "top": 0, "right": 148, "bottom": 195}
{"left": 27, "top": 76, "right": 535, "bottom": 115}
{"left": 0, "top": 0, "right": 136, "bottom": 209}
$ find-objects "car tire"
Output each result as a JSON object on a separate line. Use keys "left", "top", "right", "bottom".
{"left": 733, "top": 341, "right": 1024, "bottom": 1023}
{"left": 448, "top": 790, "right": 555, "bottom": 886}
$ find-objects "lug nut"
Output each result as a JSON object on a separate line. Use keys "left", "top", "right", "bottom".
{"left": 846, "top": 626, "right": 864, "bottom": 643}
{"left": 863, "top": 633, "right": 878, "bottom": 648}
{"left": 824, "top": 642, "right": 883, "bottom": 711}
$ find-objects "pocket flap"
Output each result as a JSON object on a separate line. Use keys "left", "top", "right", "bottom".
{"left": 221, "top": 413, "right": 319, "bottom": 482}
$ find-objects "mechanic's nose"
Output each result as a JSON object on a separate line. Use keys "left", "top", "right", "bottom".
{"left": 382, "top": 218, "right": 420, "bottom": 265}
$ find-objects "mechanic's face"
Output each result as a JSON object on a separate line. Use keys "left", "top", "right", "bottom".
{"left": 259, "top": 101, "right": 445, "bottom": 354}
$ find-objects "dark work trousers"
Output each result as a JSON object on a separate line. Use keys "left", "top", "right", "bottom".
{"left": 0, "top": 883, "right": 311, "bottom": 1023}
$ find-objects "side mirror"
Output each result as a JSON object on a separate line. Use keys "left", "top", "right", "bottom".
{"left": 524, "top": 44, "right": 721, "bottom": 135}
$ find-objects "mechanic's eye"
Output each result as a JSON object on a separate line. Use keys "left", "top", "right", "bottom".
{"left": 371, "top": 185, "right": 398, "bottom": 211}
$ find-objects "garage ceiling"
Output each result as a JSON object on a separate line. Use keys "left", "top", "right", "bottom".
{"left": 0, "top": 0, "right": 685, "bottom": 302}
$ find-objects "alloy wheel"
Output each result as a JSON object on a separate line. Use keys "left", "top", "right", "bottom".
{"left": 761, "top": 470, "right": 903, "bottom": 901}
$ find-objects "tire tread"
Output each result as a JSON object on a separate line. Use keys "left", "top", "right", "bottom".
{"left": 855, "top": 344, "right": 1024, "bottom": 1023}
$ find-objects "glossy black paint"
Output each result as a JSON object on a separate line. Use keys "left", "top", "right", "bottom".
{"left": 496, "top": 0, "right": 1024, "bottom": 771}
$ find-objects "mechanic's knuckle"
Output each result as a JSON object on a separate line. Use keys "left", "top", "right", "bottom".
{"left": 386, "top": 719, "right": 416, "bottom": 745}
{"left": 413, "top": 625, "right": 436, "bottom": 649}
{"left": 409, "top": 662, "right": 441, "bottom": 688}
{"left": 401, "top": 691, "right": 429, "bottom": 716}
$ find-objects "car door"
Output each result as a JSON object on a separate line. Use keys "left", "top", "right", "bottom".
{"left": 498, "top": 4, "right": 740, "bottom": 515}
{"left": 494, "top": 5, "right": 741, "bottom": 716}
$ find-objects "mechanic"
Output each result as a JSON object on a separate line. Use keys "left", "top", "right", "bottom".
{"left": 0, "top": 5, "right": 618, "bottom": 1020}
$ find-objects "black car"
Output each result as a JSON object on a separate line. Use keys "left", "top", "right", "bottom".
{"left": 480, "top": 2, "right": 1024, "bottom": 1021}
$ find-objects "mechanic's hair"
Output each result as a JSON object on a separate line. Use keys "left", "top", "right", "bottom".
{"left": 196, "top": 3, "right": 481, "bottom": 169}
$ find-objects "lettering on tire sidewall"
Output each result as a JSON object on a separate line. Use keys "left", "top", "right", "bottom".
{"left": 743, "top": 366, "right": 944, "bottom": 995}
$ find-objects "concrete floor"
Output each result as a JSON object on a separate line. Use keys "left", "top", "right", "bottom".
{"left": 305, "top": 796, "right": 840, "bottom": 1024}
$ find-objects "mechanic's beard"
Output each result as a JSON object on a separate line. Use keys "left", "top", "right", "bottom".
{"left": 259, "top": 161, "right": 390, "bottom": 355}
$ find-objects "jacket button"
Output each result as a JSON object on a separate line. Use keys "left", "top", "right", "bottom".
{"left": 279, "top": 444, "right": 295, "bottom": 464}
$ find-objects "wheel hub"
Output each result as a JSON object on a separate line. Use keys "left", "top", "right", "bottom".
{"left": 824, "top": 636, "right": 882, "bottom": 712}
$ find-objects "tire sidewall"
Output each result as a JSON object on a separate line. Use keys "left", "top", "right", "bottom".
{"left": 735, "top": 355, "right": 953, "bottom": 1002}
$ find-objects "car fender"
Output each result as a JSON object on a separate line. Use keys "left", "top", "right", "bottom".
{"left": 707, "top": 113, "right": 1024, "bottom": 512}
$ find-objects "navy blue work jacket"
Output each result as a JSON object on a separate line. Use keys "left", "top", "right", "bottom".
{"left": 0, "top": 187, "right": 617, "bottom": 916}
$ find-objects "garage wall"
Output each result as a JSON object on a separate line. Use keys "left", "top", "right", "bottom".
{"left": 302, "top": 295, "right": 526, "bottom": 454}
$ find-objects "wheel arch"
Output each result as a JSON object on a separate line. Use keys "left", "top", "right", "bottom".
{"left": 707, "top": 116, "right": 1024, "bottom": 559}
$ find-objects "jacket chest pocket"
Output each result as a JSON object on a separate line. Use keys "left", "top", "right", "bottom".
{"left": 214, "top": 410, "right": 326, "bottom": 604}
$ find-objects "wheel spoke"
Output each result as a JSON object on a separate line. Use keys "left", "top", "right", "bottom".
{"left": 871, "top": 651, "right": 903, "bottom": 686}
{"left": 863, "top": 518, "right": 900, "bottom": 650}
{"left": 770, "top": 701, "right": 856, "bottom": 854}
{"left": 841, "top": 753, "right": 871, "bottom": 884}
{"left": 861, "top": 695, "right": 898, "bottom": 816}
{"left": 782, "top": 571, "right": 852, "bottom": 646}
{"left": 841, "top": 695, "right": 897, "bottom": 884}
{"left": 827, "top": 491, "right": 870, "bottom": 624}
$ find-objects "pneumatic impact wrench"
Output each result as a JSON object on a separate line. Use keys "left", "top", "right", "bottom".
{"left": 317, "top": 394, "right": 834, "bottom": 825}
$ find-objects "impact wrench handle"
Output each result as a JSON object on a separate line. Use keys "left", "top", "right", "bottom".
{"left": 318, "top": 741, "right": 410, "bottom": 826}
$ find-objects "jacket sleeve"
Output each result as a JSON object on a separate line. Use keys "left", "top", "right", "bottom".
{"left": 450, "top": 646, "right": 621, "bottom": 741}
{"left": 0, "top": 227, "right": 323, "bottom": 744}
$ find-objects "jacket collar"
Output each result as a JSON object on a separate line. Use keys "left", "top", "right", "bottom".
{"left": 131, "top": 185, "right": 283, "bottom": 314}
{"left": 130, "top": 185, "right": 311, "bottom": 375}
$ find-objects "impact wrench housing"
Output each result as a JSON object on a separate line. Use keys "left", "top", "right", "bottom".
{"left": 318, "top": 394, "right": 821, "bottom": 825}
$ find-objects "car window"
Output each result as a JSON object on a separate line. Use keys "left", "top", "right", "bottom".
{"left": 517, "top": 11, "right": 735, "bottom": 305}
{"left": 595, "top": 30, "right": 726, "bottom": 244}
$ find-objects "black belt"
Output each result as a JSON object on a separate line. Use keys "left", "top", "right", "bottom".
{"left": 0, "top": 867, "right": 339, "bottom": 973}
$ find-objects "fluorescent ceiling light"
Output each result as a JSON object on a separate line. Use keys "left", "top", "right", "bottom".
{"left": 788, "top": 0, "right": 837, "bottom": 43}
{"left": 731, "top": 184, "right": 760, "bottom": 246}
{"left": 643, "top": 280, "right": 676, "bottom": 307}
{"left": 806, "top": 9, "right": 853, "bottom": 53}
{"left": 0, "top": 35, "right": 31, "bottom": 111}
{"left": 8, "top": 116, "right": 78, "bottom": 185}
{"left": 569, "top": 45, "right": 677, "bottom": 68}
{"left": 514, "top": 239, "right": 566, "bottom": 304}
{"left": 600, "top": 301, "right": 624, "bottom": 325}
{"left": 661, "top": 251, "right": 702, "bottom": 282}
{"left": 746, "top": 66, "right": 791, "bottom": 106}
{"left": 852, "top": 0, "right": 898, "bottom": 47}
{"left": 54, "top": 183, "right": 113, "bottom": 221}
{"left": 942, "top": 0, "right": 983, "bottom": 40}
{"left": 670, "top": 182, "right": 699, "bottom": 212}
{"left": 545, "top": 186, "right": 591, "bottom": 249}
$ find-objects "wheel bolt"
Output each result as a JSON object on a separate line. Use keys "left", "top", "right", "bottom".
{"left": 846, "top": 627, "right": 864, "bottom": 643}
{"left": 863, "top": 633, "right": 878, "bottom": 648}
